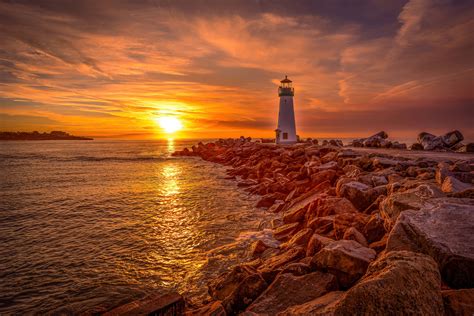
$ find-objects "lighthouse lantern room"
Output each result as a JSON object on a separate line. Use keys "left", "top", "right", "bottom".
{"left": 275, "top": 75, "right": 297, "bottom": 144}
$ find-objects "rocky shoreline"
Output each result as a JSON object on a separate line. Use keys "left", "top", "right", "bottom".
{"left": 169, "top": 133, "right": 474, "bottom": 316}
{"left": 104, "top": 132, "right": 474, "bottom": 315}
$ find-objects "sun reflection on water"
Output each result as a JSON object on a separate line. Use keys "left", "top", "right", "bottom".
{"left": 161, "top": 164, "right": 180, "bottom": 196}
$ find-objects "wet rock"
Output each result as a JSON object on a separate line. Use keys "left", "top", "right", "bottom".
{"left": 256, "top": 194, "right": 276, "bottom": 208}
{"left": 273, "top": 222, "right": 300, "bottom": 241}
{"left": 310, "top": 240, "right": 376, "bottom": 288}
{"left": 442, "top": 289, "right": 474, "bottom": 316}
{"left": 221, "top": 273, "right": 267, "bottom": 314}
{"left": 282, "top": 205, "right": 308, "bottom": 224}
{"left": 186, "top": 301, "right": 226, "bottom": 316}
{"left": 386, "top": 198, "right": 474, "bottom": 288}
{"left": 246, "top": 272, "right": 338, "bottom": 315}
{"left": 278, "top": 291, "right": 344, "bottom": 316}
{"left": 379, "top": 183, "right": 444, "bottom": 229}
{"left": 334, "top": 251, "right": 444, "bottom": 316}
{"left": 280, "top": 228, "right": 313, "bottom": 249}
{"left": 442, "top": 130, "right": 464, "bottom": 147}
{"left": 306, "top": 234, "right": 334, "bottom": 257}
{"left": 105, "top": 292, "right": 185, "bottom": 316}
{"left": 268, "top": 201, "right": 285, "bottom": 213}
{"left": 343, "top": 227, "right": 368, "bottom": 247}
{"left": 258, "top": 247, "right": 305, "bottom": 282}
{"left": 249, "top": 240, "right": 270, "bottom": 258}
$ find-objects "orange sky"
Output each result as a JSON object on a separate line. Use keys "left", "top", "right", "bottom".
{"left": 0, "top": 0, "right": 473, "bottom": 140}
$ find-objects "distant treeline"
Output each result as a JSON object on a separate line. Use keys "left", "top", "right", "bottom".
{"left": 0, "top": 131, "right": 93, "bottom": 140}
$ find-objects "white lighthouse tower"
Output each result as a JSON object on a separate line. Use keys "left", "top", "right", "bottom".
{"left": 275, "top": 75, "right": 297, "bottom": 144}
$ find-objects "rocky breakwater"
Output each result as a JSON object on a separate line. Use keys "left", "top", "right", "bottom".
{"left": 173, "top": 139, "right": 474, "bottom": 316}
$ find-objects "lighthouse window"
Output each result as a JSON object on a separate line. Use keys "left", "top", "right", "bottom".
{"left": 283, "top": 132, "right": 288, "bottom": 140}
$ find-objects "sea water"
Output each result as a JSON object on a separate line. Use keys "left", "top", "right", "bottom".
{"left": 0, "top": 140, "right": 276, "bottom": 314}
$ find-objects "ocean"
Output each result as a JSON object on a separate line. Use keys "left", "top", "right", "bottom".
{"left": 0, "top": 140, "right": 277, "bottom": 314}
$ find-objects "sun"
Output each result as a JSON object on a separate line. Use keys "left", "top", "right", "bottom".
{"left": 156, "top": 116, "right": 183, "bottom": 134}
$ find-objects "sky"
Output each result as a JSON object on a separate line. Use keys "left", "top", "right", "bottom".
{"left": 0, "top": 0, "right": 473, "bottom": 140}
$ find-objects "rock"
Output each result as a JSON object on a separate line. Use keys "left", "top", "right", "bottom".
{"left": 311, "top": 169, "right": 337, "bottom": 186}
{"left": 363, "top": 213, "right": 386, "bottom": 243}
{"left": 441, "top": 175, "right": 472, "bottom": 193}
{"left": 273, "top": 222, "right": 300, "bottom": 241}
{"left": 369, "top": 236, "right": 387, "bottom": 253}
{"left": 306, "top": 234, "right": 334, "bottom": 257}
{"left": 410, "top": 143, "right": 424, "bottom": 150}
{"left": 246, "top": 272, "right": 338, "bottom": 315}
{"left": 343, "top": 227, "right": 368, "bottom": 247}
{"left": 258, "top": 247, "right": 305, "bottom": 282}
{"left": 221, "top": 273, "right": 268, "bottom": 314}
{"left": 268, "top": 201, "right": 285, "bottom": 213}
{"left": 436, "top": 162, "right": 451, "bottom": 184}
{"left": 209, "top": 265, "right": 263, "bottom": 300}
{"left": 250, "top": 240, "right": 270, "bottom": 258}
{"left": 442, "top": 130, "right": 464, "bottom": 147}
{"left": 379, "top": 183, "right": 444, "bottom": 229}
{"left": 186, "top": 301, "right": 226, "bottom": 316}
{"left": 456, "top": 143, "right": 474, "bottom": 153}
{"left": 334, "top": 251, "right": 444, "bottom": 316}
{"left": 418, "top": 132, "right": 446, "bottom": 151}
{"left": 310, "top": 240, "right": 376, "bottom": 288}
{"left": 307, "top": 216, "right": 335, "bottom": 236}
{"left": 279, "top": 262, "right": 312, "bottom": 276}
{"left": 280, "top": 228, "right": 313, "bottom": 249}
{"left": 309, "top": 197, "right": 358, "bottom": 219}
{"left": 371, "top": 175, "right": 388, "bottom": 186}
{"left": 333, "top": 212, "right": 369, "bottom": 240}
{"left": 337, "top": 181, "right": 385, "bottom": 211}
{"left": 386, "top": 198, "right": 474, "bottom": 288}
{"left": 282, "top": 205, "right": 308, "bottom": 224}
{"left": 442, "top": 289, "right": 474, "bottom": 316}
{"left": 277, "top": 291, "right": 345, "bottom": 316}
{"left": 104, "top": 292, "right": 185, "bottom": 316}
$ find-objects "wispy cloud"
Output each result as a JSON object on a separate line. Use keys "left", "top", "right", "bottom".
{"left": 0, "top": 0, "right": 472, "bottom": 139}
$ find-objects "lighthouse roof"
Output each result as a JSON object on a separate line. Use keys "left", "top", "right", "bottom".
{"left": 280, "top": 75, "right": 292, "bottom": 83}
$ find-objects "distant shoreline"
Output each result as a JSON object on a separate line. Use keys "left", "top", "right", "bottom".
{"left": 0, "top": 131, "right": 93, "bottom": 141}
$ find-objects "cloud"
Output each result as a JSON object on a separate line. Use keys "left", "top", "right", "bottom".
{"left": 0, "top": 0, "right": 472, "bottom": 139}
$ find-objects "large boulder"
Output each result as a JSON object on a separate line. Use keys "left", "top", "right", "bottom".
{"left": 379, "top": 183, "right": 444, "bottom": 229}
{"left": 308, "top": 197, "right": 358, "bottom": 219}
{"left": 245, "top": 272, "right": 338, "bottom": 315}
{"left": 386, "top": 198, "right": 474, "bottom": 288}
{"left": 441, "top": 130, "right": 464, "bottom": 147}
{"left": 333, "top": 251, "right": 444, "bottom": 316}
{"left": 442, "top": 289, "right": 474, "bottom": 316}
{"left": 310, "top": 240, "right": 376, "bottom": 288}
{"left": 277, "top": 291, "right": 345, "bottom": 316}
{"left": 418, "top": 132, "right": 446, "bottom": 151}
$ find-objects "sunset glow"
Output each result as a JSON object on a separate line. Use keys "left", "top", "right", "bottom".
{"left": 157, "top": 117, "right": 183, "bottom": 134}
{"left": 0, "top": 1, "right": 472, "bottom": 139}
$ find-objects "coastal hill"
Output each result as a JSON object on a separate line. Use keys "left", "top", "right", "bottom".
{"left": 0, "top": 131, "right": 93, "bottom": 141}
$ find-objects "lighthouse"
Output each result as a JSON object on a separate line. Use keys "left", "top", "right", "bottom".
{"left": 275, "top": 75, "right": 297, "bottom": 144}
